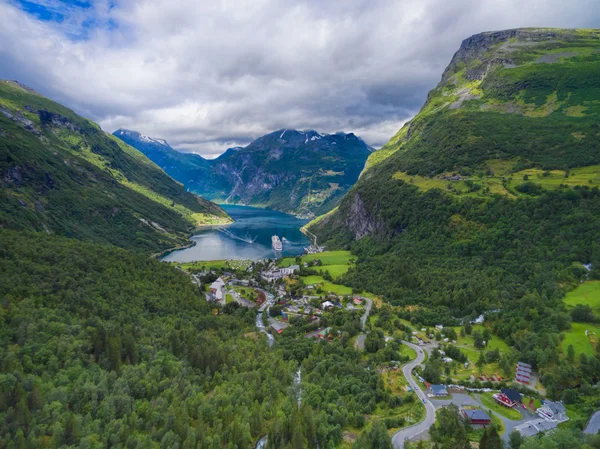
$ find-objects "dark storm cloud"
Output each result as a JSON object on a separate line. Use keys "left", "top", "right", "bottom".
{"left": 1, "top": 0, "right": 599, "bottom": 156}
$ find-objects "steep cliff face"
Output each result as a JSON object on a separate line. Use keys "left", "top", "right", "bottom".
{"left": 116, "top": 128, "right": 372, "bottom": 217}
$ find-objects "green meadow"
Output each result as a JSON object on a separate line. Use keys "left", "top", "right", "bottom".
{"left": 564, "top": 281, "right": 600, "bottom": 313}
{"left": 562, "top": 322, "right": 600, "bottom": 357}
{"left": 279, "top": 250, "right": 354, "bottom": 267}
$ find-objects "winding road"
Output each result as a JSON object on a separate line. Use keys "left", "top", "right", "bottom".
{"left": 585, "top": 410, "right": 600, "bottom": 435}
{"left": 391, "top": 341, "right": 436, "bottom": 449}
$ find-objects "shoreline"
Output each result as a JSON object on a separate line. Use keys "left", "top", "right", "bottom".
{"left": 300, "top": 226, "right": 318, "bottom": 247}
{"left": 152, "top": 238, "right": 197, "bottom": 260}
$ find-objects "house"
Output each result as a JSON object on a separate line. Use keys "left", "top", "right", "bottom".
{"left": 462, "top": 409, "right": 491, "bottom": 426}
{"left": 321, "top": 300, "right": 334, "bottom": 310}
{"left": 270, "top": 321, "right": 288, "bottom": 334}
{"left": 281, "top": 265, "right": 300, "bottom": 276}
{"left": 493, "top": 388, "right": 522, "bottom": 408}
{"left": 442, "top": 357, "right": 453, "bottom": 363}
{"left": 537, "top": 400, "right": 569, "bottom": 423}
{"left": 209, "top": 277, "right": 226, "bottom": 301}
{"left": 353, "top": 297, "right": 363, "bottom": 305}
{"left": 515, "top": 361, "right": 532, "bottom": 384}
{"left": 516, "top": 418, "right": 557, "bottom": 437}
{"left": 429, "top": 385, "right": 449, "bottom": 396}
{"left": 317, "top": 327, "right": 333, "bottom": 339}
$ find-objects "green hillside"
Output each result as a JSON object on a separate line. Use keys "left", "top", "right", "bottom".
{"left": 0, "top": 81, "right": 230, "bottom": 252}
{"left": 309, "top": 29, "right": 600, "bottom": 381}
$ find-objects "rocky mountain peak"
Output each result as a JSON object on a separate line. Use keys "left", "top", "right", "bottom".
{"left": 441, "top": 27, "right": 584, "bottom": 83}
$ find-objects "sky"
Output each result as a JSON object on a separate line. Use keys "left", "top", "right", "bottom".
{"left": 1, "top": 0, "right": 600, "bottom": 158}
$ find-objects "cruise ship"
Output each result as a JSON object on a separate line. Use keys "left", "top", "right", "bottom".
{"left": 272, "top": 235, "right": 283, "bottom": 251}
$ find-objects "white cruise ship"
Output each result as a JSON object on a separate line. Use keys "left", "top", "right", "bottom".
{"left": 272, "top": 235, "right": 283, "bottom": 251}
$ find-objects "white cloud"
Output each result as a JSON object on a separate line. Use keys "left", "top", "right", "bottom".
{"left": 1, "top": 0, "right": 599, "bottom": 155}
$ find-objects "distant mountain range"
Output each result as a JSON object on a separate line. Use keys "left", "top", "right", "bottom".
{"left": 0, "top": 80, "right": 231, "bottom": 253}
{"left": 114, "top": 128, "right": 373, "bottom": 217}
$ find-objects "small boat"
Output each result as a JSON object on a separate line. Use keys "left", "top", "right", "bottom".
{"left": 272, "top": 235, "right": 283, "bottom": 251}
{"left": 282, "top": 237, "right": 289, "bottom": 243}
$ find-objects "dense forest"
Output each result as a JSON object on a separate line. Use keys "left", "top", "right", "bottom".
{"left": 0, "top": 230, "right": 407, "bottom": 449}
{"left": 0, "top": 230, "right": 294, "bottom": 448}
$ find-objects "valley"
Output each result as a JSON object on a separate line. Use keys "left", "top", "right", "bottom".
{"left": 1, "top": 21, "right": 600, "bottom": 449}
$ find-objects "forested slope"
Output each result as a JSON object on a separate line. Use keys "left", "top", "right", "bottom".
{"left": 0, "top": 231, "right": 403, "bottom": 449}
{"left": 309, "top": 28, "right": 600, "bottom": 376}
{"left": 0, "top": 81, "right": 230, "bottom": 253}
{"left": 0, "top": 230, "right": 293, "bottom": 448}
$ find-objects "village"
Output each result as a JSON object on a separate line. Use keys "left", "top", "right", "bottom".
{"left": 176, "top": 251, "right": 585, "bottom": 447}
{"left": 200, "top": 256, "right": 370, "bottom": 339}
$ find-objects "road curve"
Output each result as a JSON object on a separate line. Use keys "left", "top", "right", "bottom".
{"left": 391, "top": 341, "right": 436, "bottom": 449}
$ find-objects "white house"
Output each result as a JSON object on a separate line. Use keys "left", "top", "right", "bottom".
{"left": 537, "top": 400, "right": 569, "bottom": 423}
{"left": 209, "top": 277, "right": 226, "bottom": 302}
{"left": 281, "top": 265, "right": 300, "bottom": 276}
{"left": 321, "top": 300, "right": 334, "bottom": 310}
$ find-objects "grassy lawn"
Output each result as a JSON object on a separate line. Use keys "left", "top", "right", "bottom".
{"left": 225, "top": 293, "right": 234, "bottom": 304}
{"left": 562, "top": 322, "right": 600, "bottom": 357}
{"left": 478, "top": 393, "right": 522, "bottom": 420}
{"left": 279, "top": 250, "right": 354, "bottom": 267}
{"left": 400, "top": 344, "right": 417, "bottom": 361}
{"left": 564, "top": 281, "right": 600, "bottom": 314}
{"left": 313, "top": 264, "right": 351, "bottom": 279}
{"left": 451, "top": 325, "right": 511, "bottom": 363}
{"left": 300, "top": 275, "right": 354, "bottom": 295}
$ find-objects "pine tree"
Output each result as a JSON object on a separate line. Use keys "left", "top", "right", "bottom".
{"left": 485, "top": 425, "right": 502, "bottom": 449}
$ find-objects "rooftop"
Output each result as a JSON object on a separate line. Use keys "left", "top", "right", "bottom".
{"left": 463, "top": 409, "right": 491, "bottom": 421}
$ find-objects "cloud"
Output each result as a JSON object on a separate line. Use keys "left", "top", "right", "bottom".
{"left": 1, "top": 0, "right": 600, "bottom": 155}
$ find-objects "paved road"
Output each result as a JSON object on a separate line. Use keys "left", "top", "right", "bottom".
{"left": 584, "top": 410, "right": 600, "bottom": 434}
{"left": 392, "top": 341, "right": 436, "bottom": 449}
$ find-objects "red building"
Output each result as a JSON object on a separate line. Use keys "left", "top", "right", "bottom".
{"left": 462, "top": 409, "right": 491, "bottom": 426}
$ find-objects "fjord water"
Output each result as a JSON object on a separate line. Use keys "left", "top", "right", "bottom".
{"left": 162, "top": 205, "right": 310, "bottom": 262}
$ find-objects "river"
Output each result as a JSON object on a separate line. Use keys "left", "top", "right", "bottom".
{"left": 162, "top": 205, "right": 310, "bottom": 262}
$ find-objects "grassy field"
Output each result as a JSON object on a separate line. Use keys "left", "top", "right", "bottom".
{"left": 562, "top": 322, "right": 600, "bottom": 357}
{"left": 564, "top": 281, "right": 600, "bottom": 313}
{"left": 478, "top": 393, "right": 523, "bottom": 420}
{"left": 392, "top": 162, "right": 600, "bottom": 200}
{"left": 279, "top": 250, "right": 354, "bottom": 267}
{"left": 301, "top": 275, "right": 354, "bottom": 295}
{"left": 313, "top": 264, "right": 351, "bottom": 279}
{"left": 450, "top": 325, "right": 511, "bottom": 362}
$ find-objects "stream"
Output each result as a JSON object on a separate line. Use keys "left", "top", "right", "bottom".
{"left": 256, "top": 309, "right": 274, "bottom": 347}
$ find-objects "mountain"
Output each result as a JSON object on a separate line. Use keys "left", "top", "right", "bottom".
{"left": 114, "top": 128, "right": 372, "bottom": 217}
{"left": 309, "top": 28, "right": 600, "bottom": 320}
{"left": 0, "top": 80, "right": 231, "bottom": 253}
